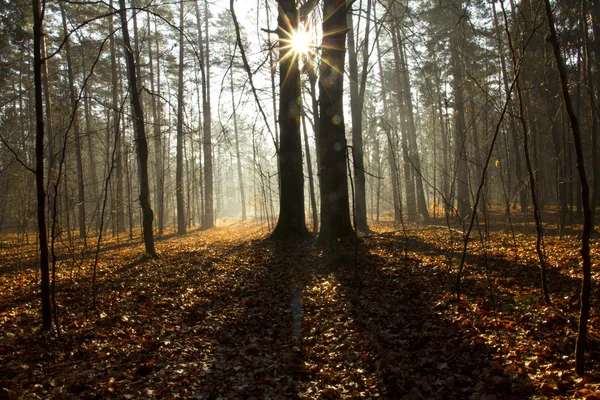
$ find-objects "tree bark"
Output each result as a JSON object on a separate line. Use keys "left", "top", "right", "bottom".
{"left": 229, "top": 52, "right": 246, "bottom": 221}
{"left": 118, "top": 0, "right": 156, "bottom": 256}
{"left": 346, "top": 0, "right": 370, "bottom": 232}
{"left": 202, "top": 0, "right": 214, "bottom": 229}
{"left": 374, "top": 7, "right": 401, "bottom": 224}
{"left": 317, "top": 0, "right": 354, "bottom": 246}
{"left": 395, "top": 22, "right": 429, "bottom": 220}
{"left": 176, "top": 0, "right": 186, "bottom": 235}
{"left": 269, "top": 0, "right": 310, "bottom": 239}
{"left": 149, "top": 15, "right": 165, "bottom": 237}
{"left": 544, "top": 0, "right": 593, "bottom": 375}
{"left": 302, "top": 107, "right": 318, "bottom": 234}
{"left": 60, "top": 1, "right": 86, "bottom": 240}
{"left": 109, "top": 0, "right": 125, "bottom": 235}
{"left": 450, "top": 20, "right": 471, "bottom": 219}
{"left": 33, "top": 0, "right": 52, "bottom": 329}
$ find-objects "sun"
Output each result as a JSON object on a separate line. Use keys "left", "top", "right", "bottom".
{"left": 291, "top": 26, "right": 312, "bottom": 55}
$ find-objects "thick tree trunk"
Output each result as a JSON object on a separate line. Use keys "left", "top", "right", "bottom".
{"left": 317, "top": 0, "right": 354, "bottom": 246}
{"left": 269, "top": 0, "right": 310, "bottom": 239}
{"left": 176, "top": 0, "right": 186, "bottom": 235}
{"left": 118, "top": 0, "right": 156, "bottom": 256}
{"left": 33, "top": 0, "right": 51, "bottom": 330}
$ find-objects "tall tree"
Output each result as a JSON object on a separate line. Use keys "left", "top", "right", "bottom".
{"left": 176, "top": 0, "right": 186, "bottom": 235}
{"left": 346, "top": 0, "right": 371, "bottom": 232}
{"left": 148, "top": 15, "right": 165, "bottom": 237}
{"left": 118, "top": 0, "right": 156, "bottom": 256}
{"left": 201, "top": 0, "right": 214, "bottom": 229}
{"left": 33, "top": 0, "right": 51, "bottom": 329}
{"left": 59, "top": 1, "right": 86, "bottom": 240}
{"left": 109, "top": 0, "right": 125, "bottom": 234}
{"left": 270, "top": 0, "right": 310, "bottom": 239}
{"left": 317, "top": 0, "right": 354, "bottom": 245}
{"left": 450, "top": 2, "right": 471, "bottom": 219}
{"left": 543, "top": 0, "right": 593, "bottom": 375}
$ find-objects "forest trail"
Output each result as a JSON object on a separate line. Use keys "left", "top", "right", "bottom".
{"left": 1, "top": 220, "right": 599, "bottom": 398}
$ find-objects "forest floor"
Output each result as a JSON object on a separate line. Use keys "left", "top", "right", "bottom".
{"left": 1, "top": 215, "right": 600, "bottom": 399}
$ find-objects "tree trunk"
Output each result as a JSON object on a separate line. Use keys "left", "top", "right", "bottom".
{"left": 346, "top": 0, "right": 370, "bottom": 232}
{"left": 228, "top": 40, "right": 246, "bottom": 221}
{"left": 202, "top": 0, "right": 214, "bottom": 229}
{"left": 176, "top": 0, "right": 186, "bottom": 235}
{"left": 544, "top": 0, "right": 593, "bottom": 375}
{"left": 109, "top": 0, "right": 125, "bottom": 235}
{"left": 450, "top": 21, "right": 471, "bottom": 219}
{"left": 317, "top": 0, "right": 354, "bottom": 246}
{"left": 269, "top": 0, "right": 310, "bottom": 239}
{"left": 390, "top": 24, "right": 416, "bottom": 221}
{"left": 265, "top": 0, "right": 281, "bottom": 183}
{"left": 33, "top": 0, "right": 52, "bottom": 330}
{"left": 118, "top": 0, "right": 156, "bottom": 256}
{"left": 302, "top": 108, "right": 318, "bottom": 234}
{"left": 374, "top": 8, "right": 401, "bottom": 224}
{"left": 149, "top": 15, "right": 165, "bottom": 237}
{"left": 586, "top": 0, "right": 599, "bottom": 231}
{"left": 60, "top": 2, "right": 86, "bottom": 241}
{"left": 397, "top": 24, "right": 429, "bottom": 220}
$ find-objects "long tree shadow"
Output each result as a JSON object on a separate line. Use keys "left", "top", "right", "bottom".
{"left": 326, "top": 243, "right": 536, "bottom": 398}
{"left": 179, "top": 235, "right": 539, "bottom": 398}
{"left": 3, "top": 226, "right": 588, "bottom": 398}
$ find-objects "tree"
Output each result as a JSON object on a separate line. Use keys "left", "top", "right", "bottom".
{"left": 269, "top": 0, "right": 310, "bottom": 239}
{"left": 317, "top": 0, "right": 354, "bottom": 246}
{"left": 109, "top": 0, "right": 125, "bottom": 235}
{"left": 176, "top": 0, "right": 186, "bottom": 235}
{"left": 347, "top": 0, "right": 372, "bottom": 232}
{"left": 544, "top": 0, "right": 593, "bottom": 375}
{"left": 33, "top": 0, "right": 51, "bottom": 329}
{"left": 59, "top": 1, "right": 86, "bottom": 240}
{"left": 118, "top": 0, "right": 156, "bottom": 257}
{"left": 201, "top": 0, "right": 214, "bottom": 229}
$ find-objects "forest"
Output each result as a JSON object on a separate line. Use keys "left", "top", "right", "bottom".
{"left": 0, "top": 0, "right": 599, "bottom": 397}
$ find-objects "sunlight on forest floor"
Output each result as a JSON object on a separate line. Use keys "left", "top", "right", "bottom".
{"left": 1, "top": 215, "right": 599, "bottom": 398}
